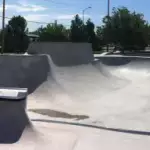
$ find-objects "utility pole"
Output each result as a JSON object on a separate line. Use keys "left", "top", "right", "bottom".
{"left": 1, "top": 0, "right": 6, "bottom": 54}
{"left": 108, "top": 0, "right": 110, "bottom": 18}
{"left": 107, "top": 0, "right": 110, "bottom": 52}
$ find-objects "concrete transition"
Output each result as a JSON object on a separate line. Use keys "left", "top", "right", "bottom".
{"left": 0, "top": 55, "right": 51, "bottom": 94}
{"left": 1, "top": 43, "right": 150, "bottom": 148}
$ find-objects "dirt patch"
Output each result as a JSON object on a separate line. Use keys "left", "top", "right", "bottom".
{"left": 29, "top": 109, "right": 89, "bottom": 120}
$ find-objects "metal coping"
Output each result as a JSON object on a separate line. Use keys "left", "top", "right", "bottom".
{"left": 0, "top": 88, "right": 28, "bottom": 101}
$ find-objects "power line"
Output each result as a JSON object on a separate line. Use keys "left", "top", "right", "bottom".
{"left": 0, "top": 16, "right": 50, "bottom": 24}
{"left": 0, "top": 16, "right": 71, "bottom": 27}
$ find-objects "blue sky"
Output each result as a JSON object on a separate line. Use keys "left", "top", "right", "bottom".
{"left": 0, "top": 0, "right": 150, "bottom": 31}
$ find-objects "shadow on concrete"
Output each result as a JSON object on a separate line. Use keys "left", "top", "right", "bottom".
{"left": 29, "top": 109, "right": 89, "bottom": 120}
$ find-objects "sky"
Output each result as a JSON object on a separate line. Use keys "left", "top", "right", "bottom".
{"left": 0, "top": 0, "right": 150, "bottom": 31}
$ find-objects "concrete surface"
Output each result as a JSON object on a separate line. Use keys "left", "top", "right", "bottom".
{"left": 1, "top": 43, "right": 150, "bottom": 149}
{"left": 0, "top": 55, "right": 51, "bottom": 94}
{"left": 27, "top": 55, "right": 150, "bottom": 132}
{"left": 1, "top": 117, "right": 149, "bottom": 150}
{"left": 1, "top": 120, "right": 150, "bottom": 150}
{"left": 27, "top": 42, "right": 93, "bottom": 66}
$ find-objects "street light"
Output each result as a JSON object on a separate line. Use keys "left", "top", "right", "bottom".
{"left": 107, "top": 0, "right": 110, "bottom": 52}
{"left": 2, "top": 0, "right": 6, "bottom": 54}
{"left": 82, "top": 6, "right": 92, "bottom": 24}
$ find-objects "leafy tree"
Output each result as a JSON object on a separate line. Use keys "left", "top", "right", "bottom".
{"left": 102, "top": 7, "right": 150, "bottom": 53}
{"left": 70, "top": 14, "right": 99, "bottom": 51}
{"left": 96, "top": 26, "right": 105, "bottom": 44}
{"left": 2, "top": 15, "right": 29, "bottom": 53}
{"left": 8, "top": 16, "right": 27, "bottom": 33}
{"left": 86, "top": 19, "right": 95, "bottom": 42}
{"left": 34, "top": 22, "right": 69, "bottom": 42}
{"left": 70, "top": 14, "right": 88, "bottom": 42}
{"left": 95, "top": 26, "right": 106, "bottom": 50}
{"left": 86, "top": 19, "right": 98, "bottom": 50}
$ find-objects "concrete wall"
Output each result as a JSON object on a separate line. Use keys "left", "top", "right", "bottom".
{"left": 0, "top": 55, "right": 50, "bottom": 94}
{"left": 0, "top": 100, "right": 30, "bottom": 143}
{"left": 27, "top": 42, "right": 94, "bottom": 66}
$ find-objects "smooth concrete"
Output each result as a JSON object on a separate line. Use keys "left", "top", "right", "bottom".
{"left": 1, "top": 54, "right": 150, "bottom": 131}
{"left": 28, "top": 55, "right": 150, "bottom": 132}
{"left": 1, "top": 47, "right": 150, "bottom": 149}
{"left": 27, "top": 42, "right": 94, "bottom": 66}
{"left": 0, "top": 55, "right": 51, "bottom": 94}
{"left": 1, "top": 120, "right": 150, "bottom": 150}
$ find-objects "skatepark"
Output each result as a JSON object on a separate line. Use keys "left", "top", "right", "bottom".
{"left": 1, "top": 42, "right": 150, "bottom": 149}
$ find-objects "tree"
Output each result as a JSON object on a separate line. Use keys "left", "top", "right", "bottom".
{"left": 2, "top": 15, "right": 29, "bottom": 53}
{"left": 102, "top": 7, "right": 150, "bottom": 53}
{"left": 33, "top": 22, "right": 69, "bottom": 42}
{"left": 8, "top": 16, "right": 27, "bottom": 33}
{"left": 86, "top": 19, "right": 98, "bottom": 50}
{"left": 95, "top": 26, "right": 106, "bottom": 51}
{"left": 70, "top": 15, "right": 100, "bottom": 51}
{"left": 70, "top": 14, "right": 88, "bottom": 42}
{"left": 86, "top": 19, "right": 95, "bottom": 42}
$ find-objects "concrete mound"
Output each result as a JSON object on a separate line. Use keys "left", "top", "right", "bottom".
{"left": 27, "top": 42, "right": 94, "bottom": 66}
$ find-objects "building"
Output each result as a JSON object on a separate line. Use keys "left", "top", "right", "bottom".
{"left": 26, "top": 34, "right": 39, "bottom": 42}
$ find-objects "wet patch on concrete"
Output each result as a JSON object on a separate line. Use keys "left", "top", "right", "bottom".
{"left": 29, "top": 109, "right": 89, "bottom": 120}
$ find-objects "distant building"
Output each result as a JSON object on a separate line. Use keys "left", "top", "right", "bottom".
{"left": 26, "top": 34, "right": 39, "bottom": 42}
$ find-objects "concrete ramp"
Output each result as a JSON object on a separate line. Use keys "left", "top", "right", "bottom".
{"left": 96, "top": 56, "right": 150, "bottom": 79}
{"left": 0, "top": 55, "right": 51, "bottom": 94}
{"left": 27, "top": 42, "right": 94, "bottom": 66}
{"left": 1, "top": 54, "right": 150, "bottom": 148}
{"left": 28, "top": 55, "right": 150, "bottom": 131}
{"left": 1, "top": 54, "right": 150, "bottom": 132}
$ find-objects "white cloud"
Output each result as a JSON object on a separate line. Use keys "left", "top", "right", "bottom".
{"left": 0, "top": 3, "right": 47, "bottom": 13}
{"left": 24, "top": 14, "right": 50, "bottom": 31}
{"left": 57, "top": 14, "right": 90, "bottom": 20}
{"left": 24, "top": 14, "right": 50, "bottom": 21}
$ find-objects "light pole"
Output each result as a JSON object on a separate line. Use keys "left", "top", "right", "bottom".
{"left": 107, "top": 0, "right": 110, "bottom": 18}
{"left": 2, "top": 0, "right": 6, "bottom": 54}
{"left": 82, "top": 6, "right": 92, "bottom": 24}
{"left": 107, "top": 0, "right": 110, "bottom": 52}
